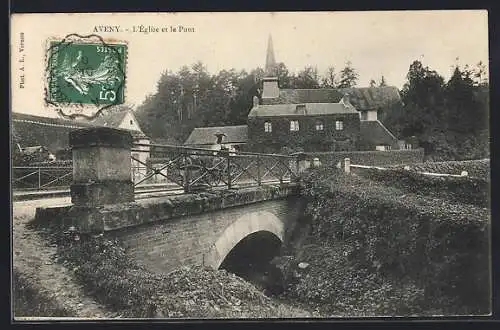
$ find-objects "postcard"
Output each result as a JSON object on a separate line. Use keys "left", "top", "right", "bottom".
{"left": 11, "top": 11, "right": 490, "bottom": 320}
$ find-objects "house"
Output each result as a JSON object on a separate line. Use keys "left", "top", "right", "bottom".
{"left": 12, "top": 110, "right": 151, "bottom": 175}
{"left": 247, "top": 35, "right": 402, "bottom": 153}
{"left": 183, "top": 35, "right": 403, "bottom": 153}
{"left": 184, "top": 125, "right": 248, "bottom": 153}
{"left": 247, "top": 94, "right": 360, "bottom": 152}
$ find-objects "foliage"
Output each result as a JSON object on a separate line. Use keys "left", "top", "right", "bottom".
{"left": 384, "top": 60, "right": 489, "bottom": 161}
{"left": 285, "top": 243, "right": 426, "bottom": 316}
{"left": 296, "top": 167, "right": 491, "bottom": 315}
{"left": 45, "top": 231, "right": 312, "bottom": 318}
{"left": 337, "top": 61, "right": 359, "bottom": 88}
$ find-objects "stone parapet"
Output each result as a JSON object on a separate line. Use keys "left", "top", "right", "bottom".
{"left": 34, "top": 182, "right": 299, "bottom": 234}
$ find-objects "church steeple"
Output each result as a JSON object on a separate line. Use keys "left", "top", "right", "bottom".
{"left": 264, "top": 34, "right": 277, "bottom": 76}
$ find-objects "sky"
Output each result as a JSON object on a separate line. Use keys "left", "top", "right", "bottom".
{"left": 11, "top": 11, "right": 489, "bottom": 118}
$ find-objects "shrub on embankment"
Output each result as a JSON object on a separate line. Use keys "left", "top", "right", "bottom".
{"left": 36, "top": 227, "right": 312, "bottom": 318}
{"left": 294, "top": 167, "right": 490, "bottom": 315}
{"left": 352, "top": 167, "right": 490, "bottom": 208}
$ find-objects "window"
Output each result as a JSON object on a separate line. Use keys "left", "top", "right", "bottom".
{"left": 335, "top": 120, "right": 344, "bottom": 130}
{"left": 130, "top": 120, "right": 134, "bottom": 125}
{"left": 315, "top": 120, "right": 324, "bottom": 131}
{"left": 290, "top": 120, "right": 299, "bottom": 131}
{"left": 264, "top": 121, "right": 272, "bottom": 132}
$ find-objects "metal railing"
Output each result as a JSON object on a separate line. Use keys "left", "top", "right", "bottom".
{"left": 132, "top": 143, "right": 298, "bottom": 193}
{"left": 12, "top": 143, "right": 300, "bottom": 194}
{"left": 12, "top": 166, "right": 73, "bottom": 190}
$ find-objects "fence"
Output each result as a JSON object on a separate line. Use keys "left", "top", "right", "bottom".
{"left": 12, "top": 143, "right": 300, "bottom": 194}
{"left": 12, "top": 166, "right": 73, "bottom": 190}
{"left": 131, "top": 143, "right": 298, "bottom": 193}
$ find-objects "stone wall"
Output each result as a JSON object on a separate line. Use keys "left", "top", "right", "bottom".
{"left": 307, "top": 148, "right": 425, "bottom": 167}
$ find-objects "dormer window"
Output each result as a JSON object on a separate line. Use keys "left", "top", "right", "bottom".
{"left": 264, "top": 121, "right": 272, "bottom": 133}
{"left": 315, "top": 120, "right": 324, "bottom": 131}
{"left": 290, "top": 120, "right": 299, "bottom": 131}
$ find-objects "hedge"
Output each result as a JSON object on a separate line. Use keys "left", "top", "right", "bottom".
{"left": 353, "top": 167, "right": 490, "bottom": 208}
{"left": 306, "top": 148, "right": 425, "bottom": 167}
{"left": 299, "top": 167, "right": 491, "bottom": 315}
{"left": 389, "top": 159, "right": 490, "bottom": 180}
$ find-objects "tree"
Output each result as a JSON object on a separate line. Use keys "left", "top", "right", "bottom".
{"left": 369, "top": 79, "right": 377, "bottom": 87}
{"left": 290, "top": 66, "right": 320, "bottom": 89}
{"left": 337, "top": 61, "right": 359, "bottom": 88}
{"left": 472, "top": 61, "right": 488, "bottom": 86}
{"left": 321, "top": 66, "right": 338, "bottom": 88}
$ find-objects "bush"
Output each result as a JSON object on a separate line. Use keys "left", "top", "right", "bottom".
{"left": 298, "top": 167, "right": 491, "bottom": 315}
{"left": 353, "top": 167, "right": 490, "bottom": 207}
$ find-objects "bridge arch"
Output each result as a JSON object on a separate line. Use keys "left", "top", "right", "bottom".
{"left": 203, "top": 211, "right": 285, "bottom": 270}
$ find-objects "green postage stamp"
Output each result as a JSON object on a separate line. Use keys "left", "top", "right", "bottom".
{"left": 45, "top": 34, "right": 127, "bottom": 119}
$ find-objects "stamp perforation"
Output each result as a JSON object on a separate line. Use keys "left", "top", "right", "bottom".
{"left": 43, "top": 34, "right": 129, "bottom": 120}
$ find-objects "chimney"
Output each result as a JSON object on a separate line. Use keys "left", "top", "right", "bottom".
{"left": 262, "top": 77, "right": 279, "bottom": 99}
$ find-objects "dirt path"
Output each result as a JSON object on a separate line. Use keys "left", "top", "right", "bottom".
{"left": 13, "top": 197, "right": 115, "bottom": 319}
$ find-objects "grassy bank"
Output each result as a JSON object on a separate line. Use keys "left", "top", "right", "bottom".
{"left": 13, "top": 269, "right": 74, "bottom": 318}
{"left": 34, "top": 225, "right": 314, "bottom": 319}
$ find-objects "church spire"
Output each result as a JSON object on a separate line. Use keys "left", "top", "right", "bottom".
{"left": 264, "top": 34, "right": 277, "bottom": 76}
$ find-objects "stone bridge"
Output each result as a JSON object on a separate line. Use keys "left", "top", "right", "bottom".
{"left": 35, "top": 127, "right": 308, "bottom": 274}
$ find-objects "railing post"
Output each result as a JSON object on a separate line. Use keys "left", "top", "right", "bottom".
{"left": 182, "top": 154, "right": 190, "bottom": 193}
{"left": 344, "top": 158, "right": 351, "bottom": 174}
{"left": 256, "top": 155, "right": 262, "bottom": 186}
{"left": 69, "top": 127, "right": 134, "bottom": 207}
{"left": 226, "top": 151, "right": 232, "bottom": 189}
{"left": 38, "top": 168, "right": 41, "bottom": 189}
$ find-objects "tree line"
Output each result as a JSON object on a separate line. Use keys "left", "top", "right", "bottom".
{"left": 135, "top": 59, "right": 489, "bottom": 161}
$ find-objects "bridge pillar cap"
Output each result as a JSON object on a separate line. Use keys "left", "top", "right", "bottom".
{"left": 69, "top": 127, "right": 133, "bottom": 149}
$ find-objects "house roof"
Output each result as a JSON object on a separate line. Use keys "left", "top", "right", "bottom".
{"left": 264, "top": 86, "right": 401, "bottom": 111}
{"left": 359, "top": 120, "right": 398, "bottom": 146}
{"left": 11, "top": 112, "right": 148, "bottom": 153}
{"left": 184, "top": 125, "right": 248, "bottom": 146}
{"left": 91, "top": 110, "right": 129, "bottom": 128}
{"left": 248, "top": 102, "right": 358, "bottom": 118}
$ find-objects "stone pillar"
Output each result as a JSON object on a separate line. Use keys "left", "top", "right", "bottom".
{"left": 69, "top": 127, "right": 134, "bottom": 207}
{"left": 344, "top": 158, "right": 351, "bottom": 174}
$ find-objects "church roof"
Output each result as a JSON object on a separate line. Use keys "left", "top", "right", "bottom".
{"left": 184, "top": 125, "right": 248, "bottom": 146}
{"left": 263, "top": 86, "right": 401, "bottom": 111}
{"left": 248, "top": 102, "right": 358, "bottom": 118}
